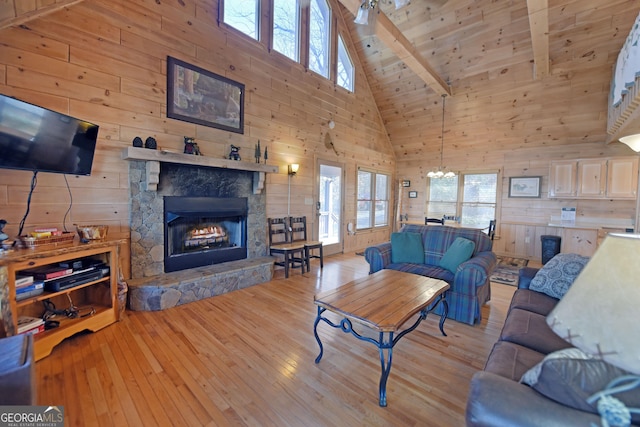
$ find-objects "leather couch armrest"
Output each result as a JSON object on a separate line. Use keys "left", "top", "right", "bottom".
{"left": 466, "top": 371, "right": 602, "bottom": 427}
{"left": 518, "top": 267, "right": 539, "bottom": 289}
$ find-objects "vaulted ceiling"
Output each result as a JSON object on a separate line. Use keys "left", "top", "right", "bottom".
{"left": 336, "top": 0, "right": 639, "bottom": 166}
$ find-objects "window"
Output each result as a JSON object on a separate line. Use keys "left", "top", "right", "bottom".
{"left": 357, "top": 169, "right": 390, "bottom": 229}
{"left": 273, "top": 0, "right": 300, "bottom": 61}
{"left": 308, "top": 0, "right": 331, "bottom": 78}
{"left": 336, "top": 35, "right": 354, "bottom": 91}
{"left": 222, "top": 0, "right": 259, "bottom": 40}
{"left": 427, "top": 173, "right": 498, "bottom": 228}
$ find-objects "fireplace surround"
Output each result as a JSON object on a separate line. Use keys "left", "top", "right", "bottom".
{"left": 128, "top": 159, "right": 269, "bottom": 279}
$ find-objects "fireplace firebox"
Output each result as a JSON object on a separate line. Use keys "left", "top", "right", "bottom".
{"left": 164, "top": 196, "right": 248, "bottom": 273}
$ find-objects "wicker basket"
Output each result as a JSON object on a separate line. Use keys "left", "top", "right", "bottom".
{"left": 76, "top": 225, "right": 108, "bottom": 240}
{"left": 20, "top": 232, "right": 75, "bottom": 249}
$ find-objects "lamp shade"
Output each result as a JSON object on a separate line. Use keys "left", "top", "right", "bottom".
{"left": 546, "top": 233, "right": 640, "bottom": 375}
{"left": 619, "top": 134, "right": 640, "bottom": 152}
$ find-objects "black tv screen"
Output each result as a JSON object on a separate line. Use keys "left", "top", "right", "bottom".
{"left": 0, "top": 94, "right": 99, "bottom": 176}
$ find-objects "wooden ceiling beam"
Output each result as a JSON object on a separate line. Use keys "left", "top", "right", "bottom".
{"left": 337, "top": 0, "right": 451, "bottom": 96}
{"left": 0, "top": 0, "right": 85, "bottom": 31}
{"left": 526, "top": 0, "right": 550, "bottom": 79}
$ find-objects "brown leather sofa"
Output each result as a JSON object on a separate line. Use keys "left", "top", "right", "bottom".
{"left": 465, "top": 267, "right": 639, "bottom": 426}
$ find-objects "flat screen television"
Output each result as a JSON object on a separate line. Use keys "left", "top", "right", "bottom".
{"left": 0, "top": 94, "right": 99, "bottom": 176}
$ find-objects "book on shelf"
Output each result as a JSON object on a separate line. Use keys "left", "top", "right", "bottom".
{"left": 15, "top": 275, "right": 34, "bottom": 287}
{"left": 21, "top": 265, "right": 74, "bottom": 280}
{"left": 17, "top": 316, "right": 45, "bottom": 335}
{"left": 16, "top": 281, "right": 44, "bottom": 294}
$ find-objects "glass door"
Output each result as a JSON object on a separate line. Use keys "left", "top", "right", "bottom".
{"left": 317, "top": 160, "right": 343, "bottom": 255}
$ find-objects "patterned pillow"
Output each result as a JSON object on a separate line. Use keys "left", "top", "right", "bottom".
{"left": 529, "top": 253, "right": 589, "bottom": 299}
{"left": 520, "top": 348, "right": 640, "bottom": 422}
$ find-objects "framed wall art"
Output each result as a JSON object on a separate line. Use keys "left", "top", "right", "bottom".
{"left": 167, "top": 56, "right": 245, "bottom": 134}
{"left": 509, "top": 176, "right": 542, "bottom": 198}
{"left": 402, "top": 180, "right": 411, "bottom": 187}
{"left": 408, "top": 191, "right": 418, "bottom": 198}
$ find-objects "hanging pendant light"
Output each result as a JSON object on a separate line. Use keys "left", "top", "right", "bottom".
{"left": 427, "top": 94, "right": 456, "bottom": 179}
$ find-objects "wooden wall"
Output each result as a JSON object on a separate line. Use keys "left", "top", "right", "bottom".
{"left": 0, "top": 0, "right": 395, "bottom": 269}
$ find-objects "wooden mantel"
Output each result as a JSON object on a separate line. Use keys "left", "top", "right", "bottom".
{"left": 121, "top": 146, "right": 279, "bottom": 194}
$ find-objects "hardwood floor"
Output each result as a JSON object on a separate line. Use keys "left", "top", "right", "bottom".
{"left": 35, "top": 253, "right": 516, "bottom": 426}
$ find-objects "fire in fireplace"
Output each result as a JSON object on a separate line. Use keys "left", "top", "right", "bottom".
{"left": 164, "top": 196, "right": 248, "bottom": 273}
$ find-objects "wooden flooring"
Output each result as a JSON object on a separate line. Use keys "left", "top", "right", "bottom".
{"left": 35, "top": 253, "right": 516, "bottom": 426}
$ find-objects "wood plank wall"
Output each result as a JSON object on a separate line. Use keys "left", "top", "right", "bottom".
{"left": 0, "top": 0, "right": 395, "bottom": 271}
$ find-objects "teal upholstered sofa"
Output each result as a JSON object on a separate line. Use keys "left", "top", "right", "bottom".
{"left": 364, "top": 224, "right": 496, "bottom": 325}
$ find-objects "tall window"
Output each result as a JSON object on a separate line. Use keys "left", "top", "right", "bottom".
{"left": 222, "top": 0, "right": 259, "bottom": 40}
{"left": 273, "top": 0, "right": 300, "bottom": 61}
{"left": 337, "top": 35, "right": 354, "bottom": 91}
{"left": 357, "top": 169, "right": 389, "bottom": 229}
{"left": 427, "top": 173, "right": 498, "bottom": 227}
{"left": 308, "top": 0, "right": 331, "bottom": 78}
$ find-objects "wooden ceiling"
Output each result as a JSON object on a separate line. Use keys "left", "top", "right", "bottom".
{"left": 337, "top": 0, "right": 640, "bottom": 165}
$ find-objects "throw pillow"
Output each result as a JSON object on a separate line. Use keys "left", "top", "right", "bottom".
{"left": 529, "top": 253, "right": 589, "bottom": 299}
{"left": 438, "top": 237, "right": 475, "bottom": 273}
{"left": 391, "top": 232, "right": 424, "bottom": 264}
{"left": 520, "top": 348, "right": 640, "bottom": 420}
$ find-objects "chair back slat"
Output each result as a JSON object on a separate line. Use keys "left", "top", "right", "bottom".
{"left": 289, "top": 216, "right": 308, "bottom": 242}
{"left": 268, "top": 217, "right": 290, "bottom": 245}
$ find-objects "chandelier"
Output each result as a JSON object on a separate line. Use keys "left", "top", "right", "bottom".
{"left": 354, "top": 0, "right": 410, "bottom": 25}
{"left": 427, "top": 94, "right": 456, "bottom": 179}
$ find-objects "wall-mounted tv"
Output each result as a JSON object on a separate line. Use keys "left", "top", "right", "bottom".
{"left": 0, "top": 94, "right": 99, "bottom": 176}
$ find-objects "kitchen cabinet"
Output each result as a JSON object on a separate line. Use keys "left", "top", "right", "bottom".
{"left": 549, "top": 156, "right": 639, "bottom": 200}
{"left": 577, "top": 159, "right": 606, "bottom": 198}
{"left": 606, "top": 157, "right": 638, "bottom": 199}
{"left": 549, "top": 160, "right": 577, "bottom": 198}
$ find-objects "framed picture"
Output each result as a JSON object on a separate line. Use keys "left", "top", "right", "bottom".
{"left": 408, "top": 191, "right": 418, "bottom": 198}
{"left": 167, "top": 56, "right": 244, "bottom": 134}
{"left": 509, "top": 176, "right": 542, "bottom": 198}
{"left": 402, "top": 180, "right": 411, "bottom": 187}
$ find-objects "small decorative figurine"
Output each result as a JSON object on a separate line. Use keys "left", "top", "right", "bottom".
{"left": 255, "top": 140, "right": 261, "bottom": 163}
{"left": 183, "top": 137, "right": 201, "bottom": 155}
{"left": 229, "top": 144, "right": 241, "bottom": 161}
{"left": 145, "top": 137, "right": 157, "bottom": 149}
{"left": 0, "top": 219, "right": 7, "bottom": 242}
{"left": 132, "top": 136, "right": 143, "bottom": 147}
{"left": 264, "top": 146, "right": 268, "bottom": 164}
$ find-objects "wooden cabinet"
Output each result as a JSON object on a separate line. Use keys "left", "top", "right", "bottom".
{"left": 606, "top": 157, "right": 639, "bottom": 199}
{"left": 4, "top": 241, "right": 119, "bottom": 361}
{"left": 561, "top": 228, "right": 598, "bottom": 257}
{"left": 549, "top": 157, "right": 639, "bottom": 200}
{"left": 577, "top": 159, "right": 606, "bottom": 198}
{"left": 549, "top": 160, "right": 577, "bottom": 198}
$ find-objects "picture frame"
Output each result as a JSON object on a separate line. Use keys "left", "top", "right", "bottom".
{"left": 408, "top": 191, "right": 418, "bottom": 198}
{"left": 167, "top": 56, "right": 244, "bottom": 134}
{"left": 402, "top": 180, "right": 411, "bottom": 187}
{"left": 509, "top": 176, "right": 542, "bottom": 198}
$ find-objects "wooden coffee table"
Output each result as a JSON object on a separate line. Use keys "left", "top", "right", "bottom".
{"left": 313, "top": 269, "right": 449, "bottom": 407}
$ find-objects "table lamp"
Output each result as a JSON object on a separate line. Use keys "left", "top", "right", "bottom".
{"left": 546, "top": 233, "right": 640, "bottom": 426}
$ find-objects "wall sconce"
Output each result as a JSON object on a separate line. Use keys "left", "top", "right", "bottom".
{"left": 288, "top": 164, "right": 299, "bottom": 176}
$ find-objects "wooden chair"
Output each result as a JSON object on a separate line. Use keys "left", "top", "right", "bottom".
{"left": 289, "top": 216, "right": 324, "bottom": 271}
{"left": 425, "top": 217, "right": 444, "bottom": 225}
{"left": 268, "top": 217, "right": 305, "bottom": 278}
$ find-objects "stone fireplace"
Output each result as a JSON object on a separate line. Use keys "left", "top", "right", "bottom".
{"left": 123, "top": 147, "right": 279, "bottom": 311}
{"left": 128, "top": 160, "right": 268, "bottom": 279}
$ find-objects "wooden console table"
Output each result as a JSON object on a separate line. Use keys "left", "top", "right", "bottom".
{"left": 313, "top": 269, "right": 449, "bottom": 406}
{"left": 0, "top": 239, "right": 123, "bottom": 360}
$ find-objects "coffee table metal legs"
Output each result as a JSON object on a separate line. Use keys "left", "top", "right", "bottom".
{"left": 314, "top": 295, "right": 448, "bottom": 407}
